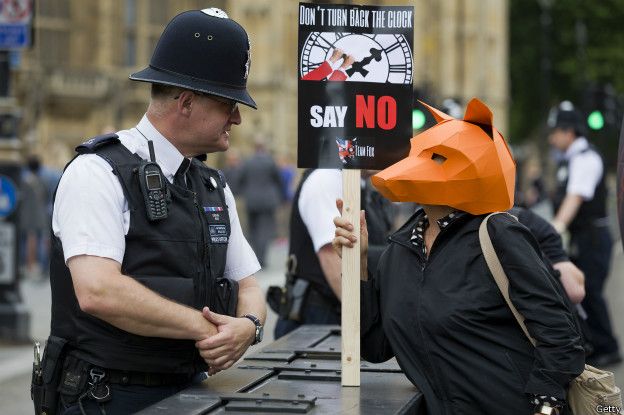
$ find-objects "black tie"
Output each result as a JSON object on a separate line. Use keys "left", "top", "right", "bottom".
{"left": 174, "top": 158, "right": 191, "bottom": 188}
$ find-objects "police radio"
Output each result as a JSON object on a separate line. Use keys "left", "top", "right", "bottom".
{"left": 139, "top": 141, "right": 169, "bottom": 221}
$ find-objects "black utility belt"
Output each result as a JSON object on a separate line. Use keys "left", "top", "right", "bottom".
{"left": 570, "top": 217, "right": 610, "bottom": 232}
{"left": 304, "top": 283, "right": 340, "bottom": 312}
{"left": 58, "top": 354, "right": 194, "bottom": 407}
{"left": 105, "top": 369, "right": 192, "bottom": 386}
{"left": 60, "top": 353, "right": 192, "bottom": 397}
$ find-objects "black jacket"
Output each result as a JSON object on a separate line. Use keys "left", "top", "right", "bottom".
{"left": 510, "top": 206, "right": 568, "bottom": 265}
{"left": 361, "top": 210, "right": 584, "bottom": 415}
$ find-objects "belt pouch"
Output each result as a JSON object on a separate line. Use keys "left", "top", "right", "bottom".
{"left": 266, "top": 285, "right": 287, "bottom": 317}
{"left": 32, "top": 335, "right": 68, "bottom": 415}
{"left": 288, "top": 279, "right": 310, "bottom": 322}
{"left": 210, "top": 277, "right": 239, "bottom": 316}
{"left": 58, "top": 354, "right": 90, "bottom": 404}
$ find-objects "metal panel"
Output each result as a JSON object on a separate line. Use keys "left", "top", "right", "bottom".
{"left": 221, "top": 393, "right": 316, "bottom": 413}
{"left": 138, "top": 326, "right": 423, "bottom": 415}
{"left": 277, "top": 370, "right": 341, "bottom": 382}
{"left": 244, "top": 352, "right": 297, "bottom": 362}
{"left": 136, "top": 394, "right": 221, "bottom": 415}
{"left": 260, "top": 325, "right": 340, "bottom": 353}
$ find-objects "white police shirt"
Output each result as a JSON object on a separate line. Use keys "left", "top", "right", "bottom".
{"left": 298, "top": 169, "right": 342, "bottom": 253}
{"left": 52, "top": 114, "right": 260, "bottom": 281}
{"left": 562, "top": 136, "right": 604, "bottom": 200}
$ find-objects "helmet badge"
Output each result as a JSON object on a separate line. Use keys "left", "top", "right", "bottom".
{"left": 244, "top": 42, "right": 251, "bottom": 80}
{"left": 201, "top": 8, "right": 228, "bottom": 19}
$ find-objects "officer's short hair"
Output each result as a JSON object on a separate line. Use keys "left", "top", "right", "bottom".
{"left": 151, "top": 83, "right": 184, "bottom": 100}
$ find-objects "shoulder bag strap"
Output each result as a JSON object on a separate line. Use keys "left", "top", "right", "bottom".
{"left": 479, "top": 212, "right": 537, "bottom": 346}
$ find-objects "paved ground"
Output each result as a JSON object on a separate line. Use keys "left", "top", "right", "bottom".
{"left": 1, "top": 236, "right": 623, "bottom": 414}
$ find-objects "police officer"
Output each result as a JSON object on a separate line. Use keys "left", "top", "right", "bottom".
{"left": 548, "top": 101, "right": 620, "bottom": 367}
{"left": 47, "top": 9, "right": 266, "bottom": 415}
{"left": 273, "top": 169, "right": 394, "bottom": 339}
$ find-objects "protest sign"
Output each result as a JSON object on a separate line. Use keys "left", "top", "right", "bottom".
{"left": 298, "top": 2, "right": 414, "bottom": 170}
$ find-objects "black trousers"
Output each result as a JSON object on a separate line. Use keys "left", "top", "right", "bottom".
{"left": 571, "top": 225, "right": 618, "bottom": 356}
{"left": 58, "top": 380, "right": 192, "bottom": 415}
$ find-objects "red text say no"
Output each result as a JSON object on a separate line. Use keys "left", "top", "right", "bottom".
{"left": 356, "top": 95, "right": 397, "bottom": 130}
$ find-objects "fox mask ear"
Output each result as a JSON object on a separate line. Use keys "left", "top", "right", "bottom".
{"left": 418, "top": 100, "right": 453, "bottom": 124}
{"left": 420, "top": 97, "right": 495, "bottom": 139}
{"left": 463, "top": 98, "right": 493, "bottom": 126}
{"left": 463, "top": 98, "right": 494, "bottom": 140}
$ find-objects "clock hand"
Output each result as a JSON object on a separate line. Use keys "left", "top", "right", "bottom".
{"left": 346, "top": 48, "right": 383, "bottom": 77}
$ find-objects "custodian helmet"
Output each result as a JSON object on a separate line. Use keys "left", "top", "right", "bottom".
{"left": 547, "top": 100, "right": 584, "bottom": 136}
{"left": 129, "top": 8, "right": 256, "bottom": 109}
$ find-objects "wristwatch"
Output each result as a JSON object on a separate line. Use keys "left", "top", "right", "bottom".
{"left": 534, "top": 404, "right": 560, "bottom": 415}
{"left": 242, "top": 314, "right": 263, "bottom": 345}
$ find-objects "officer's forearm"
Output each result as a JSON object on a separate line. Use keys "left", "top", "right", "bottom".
{"left": 69, "top": 256, "right": 218, "bottom": 341}
{"left": 553, "top": 194, "right": 583, "bottom": 230}
{"left": 91, "top": 276, "right": 219, "bottom": 340}
{"left": 318, "top": 244, "right": 342, "bottom": 300}
{"left": 553, "top": 260, "right": 585, "bottom": 304}
{"left": 236, "top": 275, "right": 266, "bottom": 323}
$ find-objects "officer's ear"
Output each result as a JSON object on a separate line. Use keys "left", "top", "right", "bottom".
{"left": 176, "top": 90, "right": 195, "bottom": 116}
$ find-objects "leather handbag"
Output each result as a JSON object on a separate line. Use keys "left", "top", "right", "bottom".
{"left": 479, "top": 212, "right": 623, "bottom": 414}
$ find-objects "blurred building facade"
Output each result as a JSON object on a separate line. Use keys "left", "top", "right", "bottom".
{"left": 9, "top": 0, "right": 508, "bottom": 168}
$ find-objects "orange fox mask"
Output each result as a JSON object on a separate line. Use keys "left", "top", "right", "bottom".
{"left": 371, "top": 98, "right": 515, "bottom": 215}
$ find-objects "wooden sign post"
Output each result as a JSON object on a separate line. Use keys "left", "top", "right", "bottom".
{"left": 341, "top": 169, "right": 361, "bottom": 386}
{"left": 296, "top": 1, "right": 414, "bottom": 389}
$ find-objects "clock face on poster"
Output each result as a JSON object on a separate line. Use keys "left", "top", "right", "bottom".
{"left": 300, "top": 32, "right": 412, "bottom": 84}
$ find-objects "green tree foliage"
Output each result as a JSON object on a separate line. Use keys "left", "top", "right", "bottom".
{"left": 510, "top": 0, "right": 624, "bottom": 151}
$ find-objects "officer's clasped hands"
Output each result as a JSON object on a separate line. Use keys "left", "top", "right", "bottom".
{"left": 196, "top": 307, "right": 256, "bottom": 375}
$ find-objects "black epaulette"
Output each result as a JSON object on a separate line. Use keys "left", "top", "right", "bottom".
{"left": 75, "top": 133, "right": 120, "bottom": 154}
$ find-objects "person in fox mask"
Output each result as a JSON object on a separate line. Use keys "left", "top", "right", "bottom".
{"left": 333, "top": 99, "right": 584, "bottom": 415}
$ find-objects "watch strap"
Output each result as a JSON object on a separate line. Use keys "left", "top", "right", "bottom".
{"left": 534, "top": 404, "right": 559, "bottom": 415}
{"left": 242, "top": 314, "right": 262, "bottom": 345}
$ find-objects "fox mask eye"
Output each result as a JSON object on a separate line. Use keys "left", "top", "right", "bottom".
{"left": 431, "top": 153, "right": 447, "bottom": 164}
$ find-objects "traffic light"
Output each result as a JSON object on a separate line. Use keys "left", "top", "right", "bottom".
{"left": 583, "top": 83, "right": 621, "bottom": 132}
{"left": 412, "top": 108, "right": 426, "bottom": 130}
{"left": 587, "top": 110, "right": 604, "bottom": 131}
{"left": 580, "top": 83, "right": 622, "bottom": 171}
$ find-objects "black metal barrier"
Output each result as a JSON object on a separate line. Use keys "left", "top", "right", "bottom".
{"left": 138, "top": 325, "right": 423, "bottom": 414}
